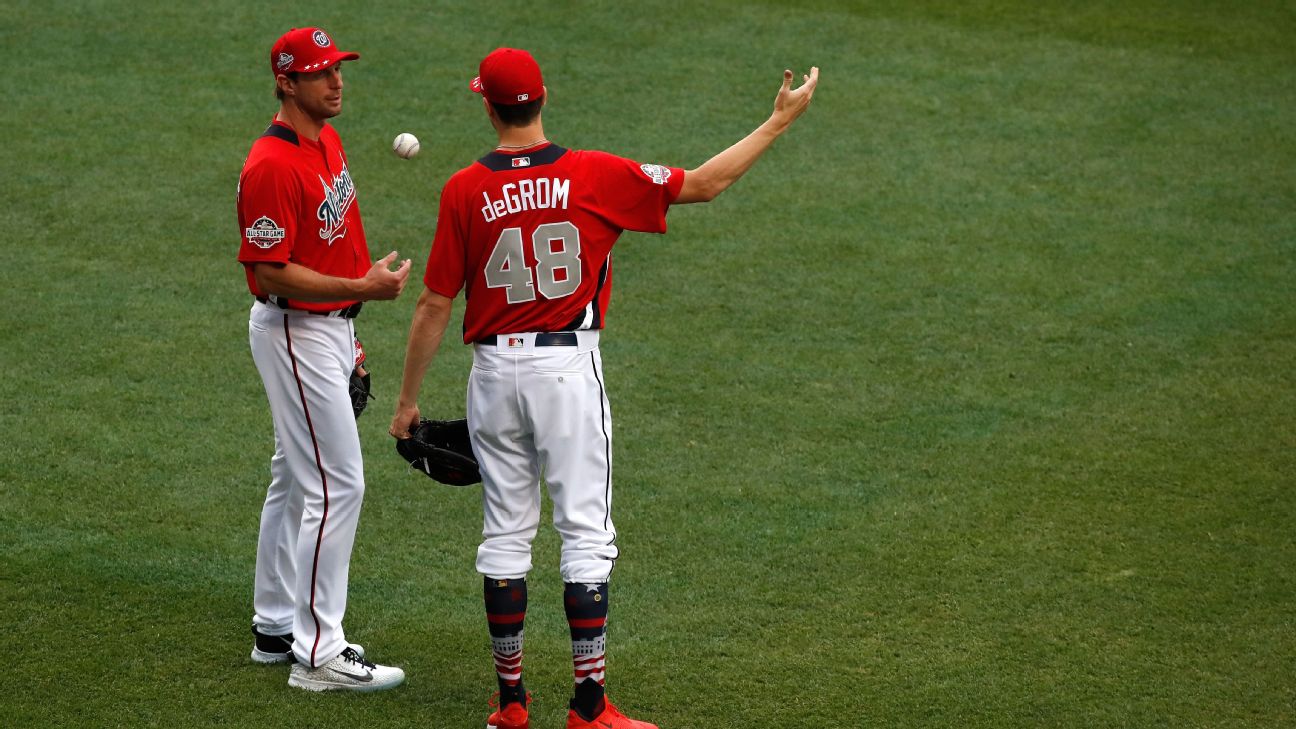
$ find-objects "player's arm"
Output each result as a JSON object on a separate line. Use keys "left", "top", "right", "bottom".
{"left": 675, "top": 67, "right": 819, "bottom": 204}
{"left": 252, "top": 252, "right": 412, "bottom": 302}
{"left": 389, "top": 288, "right": 454, "bottom": 439}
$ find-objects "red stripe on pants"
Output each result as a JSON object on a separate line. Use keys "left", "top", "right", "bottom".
{"left": 285, "top": 315, "right": 330, "bottom": 668}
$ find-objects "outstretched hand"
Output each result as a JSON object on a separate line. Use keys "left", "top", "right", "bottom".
{"left": 362, "top": 251, "right": 411, "bottom": 301}
{"left": 771, "top": 67, "right": 819, "bottom": 131}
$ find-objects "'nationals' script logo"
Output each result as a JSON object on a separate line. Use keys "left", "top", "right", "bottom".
{"left": 317, "top": 159, "right": 356, "bottom": 245}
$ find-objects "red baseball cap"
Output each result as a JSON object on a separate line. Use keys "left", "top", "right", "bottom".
{"left": 270, "top": 27, "right": 360, "bottom": 76}
{"left": 470, "top": 48, "right": 544, "bottom": 105}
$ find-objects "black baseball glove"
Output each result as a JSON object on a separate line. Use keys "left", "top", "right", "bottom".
{"left": 395, "top": 418, "right": 481, "bottom": 487}
{"left": 349, "top": 337, "right": 372, "bottom": 419}
{"left": 349, "top": 365, "right": 372, "bottom": 419}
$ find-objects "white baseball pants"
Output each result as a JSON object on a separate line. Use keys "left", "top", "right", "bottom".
{"left": 468, "top": 331, "right": 620, "bottom": 583}
{"left": 248, "top": 300, "right": 363, "bottom": 668}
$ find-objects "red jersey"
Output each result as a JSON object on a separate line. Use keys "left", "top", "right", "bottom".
{"left": 424, "top": 144, "right": 684, "bottom": 343}
{"left": 237, "top": 120, "right": 370, "bottom": 313}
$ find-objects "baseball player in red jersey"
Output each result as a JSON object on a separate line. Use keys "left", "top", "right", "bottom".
{"left": 238, "top": 26, "right": 410, "bottom": 692}
{"left": 389, "top": 48, "right": 817, "bottom": 728}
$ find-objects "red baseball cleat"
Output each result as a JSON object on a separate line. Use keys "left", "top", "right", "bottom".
{"left": 566, "top": 699, "right": 658, "bottom": 729}
{"left": 487, "top": 692, "right": 532, "bottom": 729}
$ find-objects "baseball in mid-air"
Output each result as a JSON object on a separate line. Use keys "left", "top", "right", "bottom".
{"left": 392, "top": 132, "right": 420, "bottom": 159}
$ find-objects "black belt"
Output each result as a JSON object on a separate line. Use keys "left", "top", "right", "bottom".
{"left": 256, "top": 296, "right": 363, "bottom": 319}
{"left": 475, "top": 332, "right": 578, "bottom": 347}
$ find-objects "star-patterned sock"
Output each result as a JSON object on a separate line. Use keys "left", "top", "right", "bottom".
{"left": 564, "top": 581, "right": 608, "bottom": 719}
{"left": 485, "top": 576, "right": 528, "bottom": 706}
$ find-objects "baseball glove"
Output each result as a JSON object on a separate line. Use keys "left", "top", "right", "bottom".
{"left": 349, "top": 337, "right": 372, "bottom": 419}
{"left": 395, "top": 418, "right": 481, "bottom": 487}
{"left": 349, "top": 365, "right": 372, "bottom": 419}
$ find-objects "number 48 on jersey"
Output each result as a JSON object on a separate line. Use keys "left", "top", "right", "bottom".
{"left": 484, "top": 221, "right": 583, "bottom": 304}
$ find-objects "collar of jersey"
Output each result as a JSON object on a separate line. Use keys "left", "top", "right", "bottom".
{"left": 264, "top": 120, "right": 326, "bottom": 150}
{"left": 477, "top": 143, "right": 567, "bottom": 172}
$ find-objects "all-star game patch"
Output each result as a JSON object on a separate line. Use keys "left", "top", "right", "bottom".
{"left": 640, "top": 163, "right": 671, "bottom": 185}
{"left": 245, "top": 216, "right": 286, "bottom": 249}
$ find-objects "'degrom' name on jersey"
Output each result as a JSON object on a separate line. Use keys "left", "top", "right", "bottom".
{"left": 480, "top": 178, "right": 570, "bottom": 223}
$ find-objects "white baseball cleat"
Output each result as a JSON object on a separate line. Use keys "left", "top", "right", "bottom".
{"left": 287, "top": 647, "right": 404, "bottom": 692}
{"left": 250, "top": 627, "right": 364, "bottom": 664}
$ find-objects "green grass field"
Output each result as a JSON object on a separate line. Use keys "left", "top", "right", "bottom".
{"left": 3, "top": 1, "right": 1294, "bottom": 727}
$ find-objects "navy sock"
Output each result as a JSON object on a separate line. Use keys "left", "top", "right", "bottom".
{"left": 485, "top": 577, "right": 528, "bottom": 706}
{"left": 564, "top": 582, "right": 609, "bottom": 719}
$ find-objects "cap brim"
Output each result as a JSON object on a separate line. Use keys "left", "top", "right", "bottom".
{"left": 469, "top": 76, "right": 483, "bottom": 94}
{"left": 286, "top": 50, "right": 360, "bottom": 74}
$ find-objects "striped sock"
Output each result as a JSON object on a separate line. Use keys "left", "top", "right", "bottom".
{"left": 484, "top": 577, "right": 527, "bottom": 706}
{"left": 564, "top": 582, "right": 608, "bottom": 719}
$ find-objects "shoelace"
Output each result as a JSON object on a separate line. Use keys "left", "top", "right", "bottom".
{"left": 341, "top": 647, "right": 376, "bottom": 670}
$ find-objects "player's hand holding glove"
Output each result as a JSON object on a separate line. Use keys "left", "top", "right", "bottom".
{"left": 395, "top": 418, "right": 481, "bottom": 487}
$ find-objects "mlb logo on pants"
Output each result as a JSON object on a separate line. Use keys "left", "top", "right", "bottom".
{"left": 507, "top": 337, "right": 525, "bottom": 348}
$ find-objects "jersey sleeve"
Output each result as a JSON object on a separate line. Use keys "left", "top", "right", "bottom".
{"left": 237, "top": 158, "right": 299, "bottom": 264}
{"left": 423, "top": 174, "right": 469, "bottom": 299}
{"left": 587, "top": 151, "right": 685, "bottom": 234}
